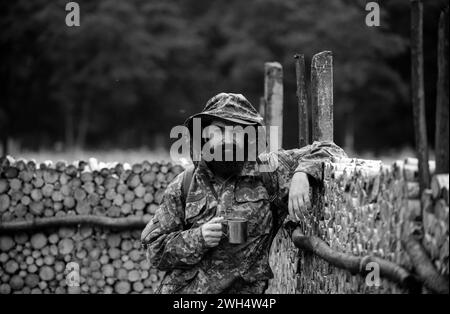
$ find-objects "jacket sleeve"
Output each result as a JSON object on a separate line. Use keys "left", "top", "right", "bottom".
{"left": 141, "top": 171, "right": 209, "bottom": 271}
{"left": 290, "top": 140, "right": 347, "bottom": 182}
{"left": 261, "top": 140, "right": 347, "bottom": 205}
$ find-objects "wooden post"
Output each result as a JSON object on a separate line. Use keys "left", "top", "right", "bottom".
{"left": 259, "top": 96, "right": 266, "bottom": 124}
{"left": 411, "top": 0, "right": 430, "bottom": 192}
{"left": 295, "top": 54, "right": 309, "bottom": 148}
{"left": 311, "top": 51, "right": 333, "bottom": 142}
{"left": 264, "top": 62, "right": 283, "bottom": 149}
{"left": 435, "top": 7, "right": 449, "bottom": 174}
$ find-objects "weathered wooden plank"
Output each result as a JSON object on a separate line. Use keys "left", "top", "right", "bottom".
{"left": 311, "top": 51, "right": 333, "bottom": 142}
{"left": 264, "top": 62, "right": 283, "bottom": 149}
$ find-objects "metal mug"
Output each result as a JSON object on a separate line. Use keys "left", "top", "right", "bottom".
{"left": 222, "top": 218, "right": 248, "bottom": 244}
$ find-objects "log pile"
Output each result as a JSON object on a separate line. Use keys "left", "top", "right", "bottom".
{"left": 268, "top": 157, "right": 446, "bottom": 294}
{"left": 422, "top": 174, "right": 449, "bottom": 277}
{"left": 0, "top": 156, "right": 183, "bottom": 223}
{"left": 0, "top": 228, "right": 165, "bottom": 294}
{"left": 267, "top": 228, "right": 298, "bottom": 293}
{"left": 0, "top": 156, "right": 185, "bottom": 294}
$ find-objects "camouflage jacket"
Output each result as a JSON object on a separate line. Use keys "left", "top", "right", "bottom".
{"left": 141, "top": 141, "right": 347, "bottom": 294}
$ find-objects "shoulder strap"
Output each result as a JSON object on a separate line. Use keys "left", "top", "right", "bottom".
{"left": 260, "top": 168, "right": 292, "bottom": 239}
{"left": 261, "top": 172, "right": 277, "bottom": 202}
{"left": 260, "top": 171, "right": 281, "bottom": 240}
{"left": 142, "top": 165, "right": 194, "bottom": 244}
{"left": 181, "top": 165, "right": 195, "bottom": 207}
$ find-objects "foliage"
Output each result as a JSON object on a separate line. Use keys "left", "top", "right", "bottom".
{"left": 0, "top": 0, "right": 447, "bottom": 152}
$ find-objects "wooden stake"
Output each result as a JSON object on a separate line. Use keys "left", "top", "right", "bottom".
{"left": 264, "top": 62, "right": 283, "bottom": 149}
{"left": 435, "top": 7, "right": 449, "bottom": 174}
{"left": 411, "top": 0, "right": 430, "bottom": 193}
{"left": 294, "top": 54, "right": 309, "bottom": 148}
{"left": 311, "top": 51, "right": 333, "bottom": 142}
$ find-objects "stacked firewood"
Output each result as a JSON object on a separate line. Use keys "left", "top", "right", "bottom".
{"left": 396, "top": 157, "right": 436, "bottom": 239}
{"left": 268, "top": 157, "right": 445, "bottom": 294}
{"left": 422, "top": 174, "right": 449, "bottom": 276}
{"left": 267, "top": 228, "right": 298, "bottom": 294}
{"left": 0, "top": 228, "right": 165, "bottom": 294}
{"left": 0, "top": 156, "right": 185, "bottom": 294}
{"left": 0, "top": 156, "right": 184, "bottom": 222}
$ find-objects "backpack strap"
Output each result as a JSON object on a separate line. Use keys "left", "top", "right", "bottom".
{"left": 260, "top": 172, "right": 276, "bottom": 201}
{"left": 260, "top": 171, "right": 283, "bottom": 239}
{"left": 181, "top": 165, "right": 196, "bottom": 207}
{"left": 142, "top": 165, "right": 195, "bottom": 245}
{"left": 259, "top": 157, "right": 291, "bottom": 238}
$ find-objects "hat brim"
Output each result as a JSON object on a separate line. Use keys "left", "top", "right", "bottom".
{"left": 184, "top": 113, "right": 259, "bottom": 128}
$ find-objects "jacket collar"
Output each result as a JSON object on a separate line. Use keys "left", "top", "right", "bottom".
{"left": 197, "top": 159, "right": 259, "bottom": 182}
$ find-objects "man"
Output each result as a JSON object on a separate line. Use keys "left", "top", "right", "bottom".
{"left": 141, "top": 93, "right": 346, "bottom": 294}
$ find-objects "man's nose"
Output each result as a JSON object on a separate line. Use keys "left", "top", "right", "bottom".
{"left": 223, "top": 137, "right": 236, "bottom": 146}
{"left": 220, "top": 133, "right": 235, "bottom": 145}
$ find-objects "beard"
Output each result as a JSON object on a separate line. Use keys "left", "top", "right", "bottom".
{"left": 206, "top": 160, "right": 245, "bottom": 179}
{"left": 204, "top": 143, "right": 246, "bottom": 179}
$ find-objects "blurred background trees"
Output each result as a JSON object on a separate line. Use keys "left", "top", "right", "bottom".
{"left": 0, "top": 0, "right": 447, "bottom": 156}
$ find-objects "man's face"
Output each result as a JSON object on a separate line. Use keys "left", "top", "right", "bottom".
{"left": 203, "top": 119, "right": 249, "bottom": 162}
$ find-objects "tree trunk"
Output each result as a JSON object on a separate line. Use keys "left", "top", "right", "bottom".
{"left": 1, "top": 134, "right": 7, "bottom": 156}
{"left": 264, "top": 62, "right": 283, "bottom": 149}
{"left": 75, "top": 100, "right": 90, "bottom": 149}
{"left": 435, "top": 7, "right": 449, "bottom": 174}
{"left": 64, "top": 102, "right": 75, "bottom": 150}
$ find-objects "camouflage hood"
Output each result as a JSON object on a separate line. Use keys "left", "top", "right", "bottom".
{"left": 184, "top": 93, "right": 264, "bottom": 129}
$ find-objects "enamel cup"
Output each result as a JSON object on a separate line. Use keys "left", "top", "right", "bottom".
{"left": 223, "top": 218, "right": 248, "bottom": 244}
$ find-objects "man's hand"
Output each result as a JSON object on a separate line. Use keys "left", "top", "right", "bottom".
{"left": 201, "top": 217, "right": 224, "bottom": 247}
{"left": 288, "top": 172, "right": 310, "bottom": 222}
